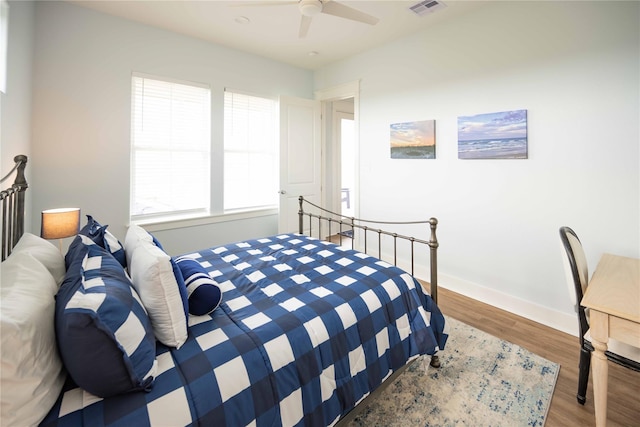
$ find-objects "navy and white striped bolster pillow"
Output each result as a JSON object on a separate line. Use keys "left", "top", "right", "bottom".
{"left": 174, "top": 257, "right": 222, "bottom": 316}
{"left": 78, "top": 215, "right": 127, "bottom": 269}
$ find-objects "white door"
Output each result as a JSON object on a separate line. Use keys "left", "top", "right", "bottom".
{"left": 278, "top": 96, "right": 321, "bottom": 234}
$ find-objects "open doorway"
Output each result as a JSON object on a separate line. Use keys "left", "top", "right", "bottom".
{"left": 334, "top": 100, "right": 355, "bottom": 218}
{"left": 316, "top": 81, "right": 359, "bottom": 222}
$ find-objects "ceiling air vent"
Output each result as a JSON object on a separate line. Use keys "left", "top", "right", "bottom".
{"left": 409, "top": 0, "right": 447, "bottom": 16}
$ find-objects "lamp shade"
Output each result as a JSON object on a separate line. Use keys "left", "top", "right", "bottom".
{"left": 41, "top": 208, "right": 81, "bottom": 240}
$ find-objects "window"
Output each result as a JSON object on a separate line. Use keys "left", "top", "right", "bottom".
{"left": 224, "top": 90, "right": 278, "bottom": 211}
{"left": 1, "top": 0, "right": 8, "bottom": 94}
{"left": 130, "top": 74, "right": 211, "bottom": 219}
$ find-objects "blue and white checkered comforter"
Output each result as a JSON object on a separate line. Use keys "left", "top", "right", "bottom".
{"left": 41, "top": 234, "right": 447, "bottom": 427}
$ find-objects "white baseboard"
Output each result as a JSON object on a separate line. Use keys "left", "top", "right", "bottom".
{"left": 438, "top": 273, "right": 578, "bottom": 338}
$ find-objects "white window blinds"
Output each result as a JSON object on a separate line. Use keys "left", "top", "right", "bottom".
{"left": 131, "top": 74, "right": 211, "bottom": 218}
{"left": 223, "top": 90, "right": 278, "bottom": 211}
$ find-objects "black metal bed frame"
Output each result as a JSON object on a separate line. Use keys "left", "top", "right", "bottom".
{"left": 297, "top": 196, "right": 439, "bottom": 304}
{"left": 1, "top": 155, "right": 28, "bottom": 261}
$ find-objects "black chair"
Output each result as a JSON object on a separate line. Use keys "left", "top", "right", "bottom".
{"left": 559, "top": 226, "right": 640, "bottom": 404}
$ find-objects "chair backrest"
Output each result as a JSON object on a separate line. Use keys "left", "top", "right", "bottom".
{"left": 559, "top": 226, "right": 590, "bottom": 341}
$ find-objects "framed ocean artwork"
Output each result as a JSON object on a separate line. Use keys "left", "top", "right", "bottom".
{"left": 458, "top": 109, "right": 528, "bottom": 159}
{"left": 390, "top": 119, "right": 435, "bottom": 159}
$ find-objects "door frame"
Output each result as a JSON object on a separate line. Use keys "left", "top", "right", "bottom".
{"left": 315, "top": 80, "right": 360, "bottom": 219}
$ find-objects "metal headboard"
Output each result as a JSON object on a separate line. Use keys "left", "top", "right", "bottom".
{"left": 1, "top": 155, "right": 28, "bottom": 261}
{"left": 297, "top": 196, "right": 439, "bottom": 303}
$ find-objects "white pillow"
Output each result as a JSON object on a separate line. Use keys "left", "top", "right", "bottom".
{"left": 124, "top": 224, "right": 153, "bottom": 270}
{"left": 128, "top": 233, "right": 188, "bottom": 348}
{"left": 1, "top": 251, "right": 65, "bottom": 427}
{"left": 10, "top": 233, "right": 65, "bottom": 285}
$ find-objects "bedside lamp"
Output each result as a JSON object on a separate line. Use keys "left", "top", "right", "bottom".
{"left": 41, "top": 208, "right": 81, "bottom": 252}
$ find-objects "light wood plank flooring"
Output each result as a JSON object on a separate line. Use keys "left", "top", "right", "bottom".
{"left": 436, "top": 287, "right": 640, "bottom": 427}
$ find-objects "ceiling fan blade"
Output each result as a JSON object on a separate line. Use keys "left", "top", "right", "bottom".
{"left": 321, "top": 1, "right": 379, "bottom": 25}
{"left": 299, "top": 15, "right": 312, "bottom": 38}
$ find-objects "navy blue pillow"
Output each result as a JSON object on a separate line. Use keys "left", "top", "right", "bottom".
{"left": 175, "top": 257, "right": 222, "bottom": 316}
{"left": 56, "top": 235, "right": 157, "bottom": 397}
{"left": 78, "top": 215, "right": 127, "bottom": 269}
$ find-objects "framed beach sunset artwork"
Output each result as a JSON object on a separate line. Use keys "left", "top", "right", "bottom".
{"left": 458, "top": 109, "right": 528, "bottom": 159}
{"left": 390, "top": 119, "right": 436, "bottom": 159}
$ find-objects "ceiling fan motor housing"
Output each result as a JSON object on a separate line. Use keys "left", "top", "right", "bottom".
{"left": 299, "top": 0, "right": 323, "bottom": 17}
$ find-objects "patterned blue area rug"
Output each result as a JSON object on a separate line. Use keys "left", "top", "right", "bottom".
{"left": 343, "top": 317, "right": 559, "bottom": 427}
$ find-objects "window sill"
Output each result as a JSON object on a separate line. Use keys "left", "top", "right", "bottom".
{"left": 132, "top": 207, "right": 278, "bottom": 232}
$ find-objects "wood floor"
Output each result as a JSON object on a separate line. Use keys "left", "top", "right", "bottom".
{"left": 435, "top": 287, "right": 640, "bottom": 427}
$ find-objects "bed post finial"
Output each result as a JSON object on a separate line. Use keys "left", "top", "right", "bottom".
{"left": 298, "top": 196, "right": 304, "bottom": 234}
{"left": 13, "top": 155, "right": 28, "bottom": 187}
{"left": 428, "top": 217, "right": 438, "bottom": 304}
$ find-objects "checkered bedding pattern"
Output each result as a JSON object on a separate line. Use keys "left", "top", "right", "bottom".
{"left": 41, "top": 234, "right": 447, "bottom": 427}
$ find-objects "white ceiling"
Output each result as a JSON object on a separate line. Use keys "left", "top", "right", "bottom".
{"left": 67, "top": 0, "right": 487, "bottom": 70}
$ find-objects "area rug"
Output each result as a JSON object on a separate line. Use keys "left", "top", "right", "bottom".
{"left": 344, "top": 317, "right": 560, "bottom": 427}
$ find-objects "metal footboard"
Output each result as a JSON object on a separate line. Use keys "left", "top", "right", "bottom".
{"left": 297, "top": 196, "right": 439, "bottom": 303}
{"left": 1, "top": 155, "right": 28, "bottom": 261}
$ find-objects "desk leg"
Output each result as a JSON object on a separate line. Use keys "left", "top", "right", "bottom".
{"left": 590, "top": 311, "right": 609, "bottom": 427}
{"left": 591, "top": 340, "right": 608, "bottom": 426}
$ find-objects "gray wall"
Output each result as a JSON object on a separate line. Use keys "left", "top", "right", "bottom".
{"left": 315, "top": 1, "right": 640, "bottom": 334}
{"left": 2, "top": 1, "right": 34, "bottom": 229}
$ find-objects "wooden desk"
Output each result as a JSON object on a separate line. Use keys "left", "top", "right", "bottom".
{"left": 581, "top": 253, "right": 640, "bottom": 427}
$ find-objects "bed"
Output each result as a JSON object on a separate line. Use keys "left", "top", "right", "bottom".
{"left": 1, "top": 155, "right": 448, "bottom": 427}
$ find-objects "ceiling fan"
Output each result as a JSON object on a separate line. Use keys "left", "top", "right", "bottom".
{"left": 234, "top": 0, "right": 379, "bottom": 38}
